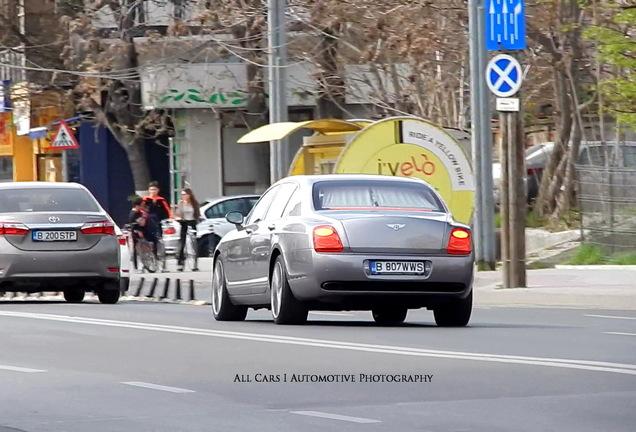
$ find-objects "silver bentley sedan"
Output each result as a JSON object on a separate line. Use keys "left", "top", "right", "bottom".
{"left": 0, "top": 182, "right": 121, "bottom": 304}
{"left": 212, "top": 174, "right": 474, "bottom": 326}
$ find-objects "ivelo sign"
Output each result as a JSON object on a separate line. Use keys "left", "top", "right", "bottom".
{"left": 486, "top": 0, "right": 526, "bottom": 51}
{"left": 486, "top": 54, "right": 523, "bottom": 98}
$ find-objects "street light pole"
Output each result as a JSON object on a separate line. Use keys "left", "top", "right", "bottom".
{"left": 477, "top": 1, "right": 496, "bottom": 270}
{"left": 469, "top": 0, "right": 496, "bottom": 270}
{"left": 268, "top": 0, "right": 289, "bottom": 183}
{"left": 468, "top": 0, "right": 484, "bottom": 265}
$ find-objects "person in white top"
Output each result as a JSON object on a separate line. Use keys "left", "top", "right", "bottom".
{"left": 173, "top": 188, "right": 201, "bottom": 271}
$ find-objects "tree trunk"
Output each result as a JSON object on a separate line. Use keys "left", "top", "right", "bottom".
{"left": 536, "top": 64, "right": 573, "bottom": 217}
{"left": 316, "top": 25, "right": 345, "bottom": 119}
{"left": 123, "top": 134, "right": 151, "bottom": 191}
{"left": 534, "top": 0, "right": 586, "bottom": 220}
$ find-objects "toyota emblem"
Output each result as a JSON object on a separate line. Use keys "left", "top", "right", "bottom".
{"left": 48, "top": 216, "right": 60, "bottom": 223}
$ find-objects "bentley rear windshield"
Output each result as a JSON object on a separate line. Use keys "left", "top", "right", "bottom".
{"left": 312, "top": 180, "right": 444, "bottom": 212}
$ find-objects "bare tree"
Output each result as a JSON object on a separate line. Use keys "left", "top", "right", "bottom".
{"left": 60, "top": 0, "right": 207, "bottom": 190}
{"left": 528, "top": 0, "right": 596, "bottom": 220}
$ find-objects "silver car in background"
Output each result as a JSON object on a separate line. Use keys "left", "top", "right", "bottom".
{"left": 0, "top": 182, "right": 121, "bottom": 304}
{"left": 212, "top": 175, "right": 474, "bottom": 326}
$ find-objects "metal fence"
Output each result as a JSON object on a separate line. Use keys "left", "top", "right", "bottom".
{"left": 576, "top": 165, "right": 636, "bottom": 252}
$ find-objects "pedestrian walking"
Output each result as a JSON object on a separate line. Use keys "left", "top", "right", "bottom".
{"left": 174, "top": 188, "right": 202, "bottom": 272}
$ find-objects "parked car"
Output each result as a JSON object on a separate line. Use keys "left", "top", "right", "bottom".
{"left": 114, "top": 225, "right": 130, "bottom": 293}
{"left": 211, "top": 175, "right": 474, "bottom": 326}
{"left": 163, "top": 195, "right": 260, "bottom": 257}
{"left": 0, "top": 182, "right": 121, "bottom": 304}
{"left": 493, "top": 141, "right": 636, "bottom": 208}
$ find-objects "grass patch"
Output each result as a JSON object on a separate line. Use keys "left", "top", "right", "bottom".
{"left": 493, "top": 210, "right": 547, "bottom": 229}
{"left": 566, "top": 244, "right": 606, "bottom": 265}
{"left": 607, "top": 253, "right": 636, "bottom": 265}
{"left": 526, "top": 261, "right": 552, "bottom": 270}
{"left": 526, "top": 210, "right": 547, "bottom": 228}
{"left": 564, "top": 244, "right": 636, "bottom": 265}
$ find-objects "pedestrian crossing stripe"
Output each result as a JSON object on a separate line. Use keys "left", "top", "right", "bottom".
{"left": 51, "top": 120, "right": 79, "bottom": 149}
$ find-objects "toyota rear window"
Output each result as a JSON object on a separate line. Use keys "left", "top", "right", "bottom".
{"left": 0, "top": 188, "right": 101, "bottom": 213}
{"left": 313, "top": 180, "right": 444, "bottom": 212}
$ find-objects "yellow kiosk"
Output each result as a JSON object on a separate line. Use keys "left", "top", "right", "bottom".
{"left": 238, "top": 116, "right": 475, "bottom": 224}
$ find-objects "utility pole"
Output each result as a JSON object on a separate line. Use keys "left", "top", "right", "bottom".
{"left": 267, "top": 0, "right": 289, "bottom": 184}
{"left": 509, "top": 88, "right": 527, "bottom": 287}
{"left": 487, "top": 53, "right": 527, "bottom": 288}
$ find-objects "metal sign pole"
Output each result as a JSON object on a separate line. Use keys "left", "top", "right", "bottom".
{"left": 61, "top": 150, "right": 68, "bottom": 182}
{"left": 485, "top": 0, "right": 527, "bottom": 287}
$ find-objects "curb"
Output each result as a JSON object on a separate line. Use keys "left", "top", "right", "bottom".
{"left": 129, "top": 277, "right": 208, "bottom": 304}
{"left": 554, "top": 265, "right": 636, "bottom": 270}
{"left": 0, "top": 277, "right": 211, "bottom": 306}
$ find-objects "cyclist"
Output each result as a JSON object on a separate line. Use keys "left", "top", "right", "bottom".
{"left": 142, "top": 181, "right": 173, "bottom": 242}
{"left": 174, "top": 188, "right": 202, "bottom": 271}
{"left": 129, "top": 197, "right": 159, "bottom": 262}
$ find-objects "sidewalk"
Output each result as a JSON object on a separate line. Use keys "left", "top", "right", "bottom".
{"left": 474, "top": 268, "right": 636, "bottom": 309}
{"left": 127, "top": 258, "right": 636, "bottom": 310}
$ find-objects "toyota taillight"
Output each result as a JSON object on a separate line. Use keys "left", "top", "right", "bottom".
{"left": 164, "top": 227, "right": 176, "bottom": 235}
{"left": 313, "top": 226, "right": 343, "bottom": 253}
{"left": 81, "top": 221, "right": 115, "bottom": 235}
{"left": 0, "top": 222, "right": 29, "bottom": 235}
{"left": 117, "top": 235, "right": 127, "bottom": 246}
{"left": 447, "top": 228, "right": 471, "bottom": 255}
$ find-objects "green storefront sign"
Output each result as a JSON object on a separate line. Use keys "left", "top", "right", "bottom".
{"left": 159, "top": 89, "right": 246, "bottom": 106}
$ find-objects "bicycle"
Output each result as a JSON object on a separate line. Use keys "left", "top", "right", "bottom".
{"left": 126, "top": 223, "right": 165, "bottom": 274}
{"left": 156, "top": 221, "right": 169, "bottom": 272}
{"left": 135, "top": 235, "right": 158, "bottom": 273}
{"left": 183, "top": 225, "right": 199, "bottom": 271}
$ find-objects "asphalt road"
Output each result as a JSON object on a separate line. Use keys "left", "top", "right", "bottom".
{"left": 1, "top": 300, "right": 635, "bottom": 432}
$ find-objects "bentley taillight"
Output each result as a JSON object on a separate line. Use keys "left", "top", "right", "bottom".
{"left": 447, "top": 228, "right": 471, "bottom": 255}
{"left": 313, "top": 226, "right": 344, "bottom": 253}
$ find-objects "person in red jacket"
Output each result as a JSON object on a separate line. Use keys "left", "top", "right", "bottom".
{"left": 142, "top": 181, "right": 173, "bottom": 240}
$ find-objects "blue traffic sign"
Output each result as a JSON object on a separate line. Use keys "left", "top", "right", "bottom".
{"left": 486, "top": 0, "right": 526, "bottom": 51}
{"left": 486, "top": 54, "right": 523, "bottom": 97}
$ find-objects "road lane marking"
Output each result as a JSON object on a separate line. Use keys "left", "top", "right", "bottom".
{"left": 605, "top": 332, "right": 636, "bottom": 337}
{"left": 586, "top": 314, "right": 636, "bottom": 321}
{"left": 291, "top": 411, "right": 380, "bottom": 424}
{"left": 0, "top": 364, "right": 46, "bottom": 373}
{"left": 122, "top": 381, "right": 195, "bottom": 393}
{"left": 2, "top": 311, "right": 636, "bottom": 376}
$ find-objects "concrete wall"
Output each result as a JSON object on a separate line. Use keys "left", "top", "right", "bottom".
{"left": 185, "top": 109, "right": 223, "bottom": 200}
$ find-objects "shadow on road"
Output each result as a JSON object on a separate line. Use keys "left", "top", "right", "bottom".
{"left": 244, "top": 319, "right": 575, "bottom": 329}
